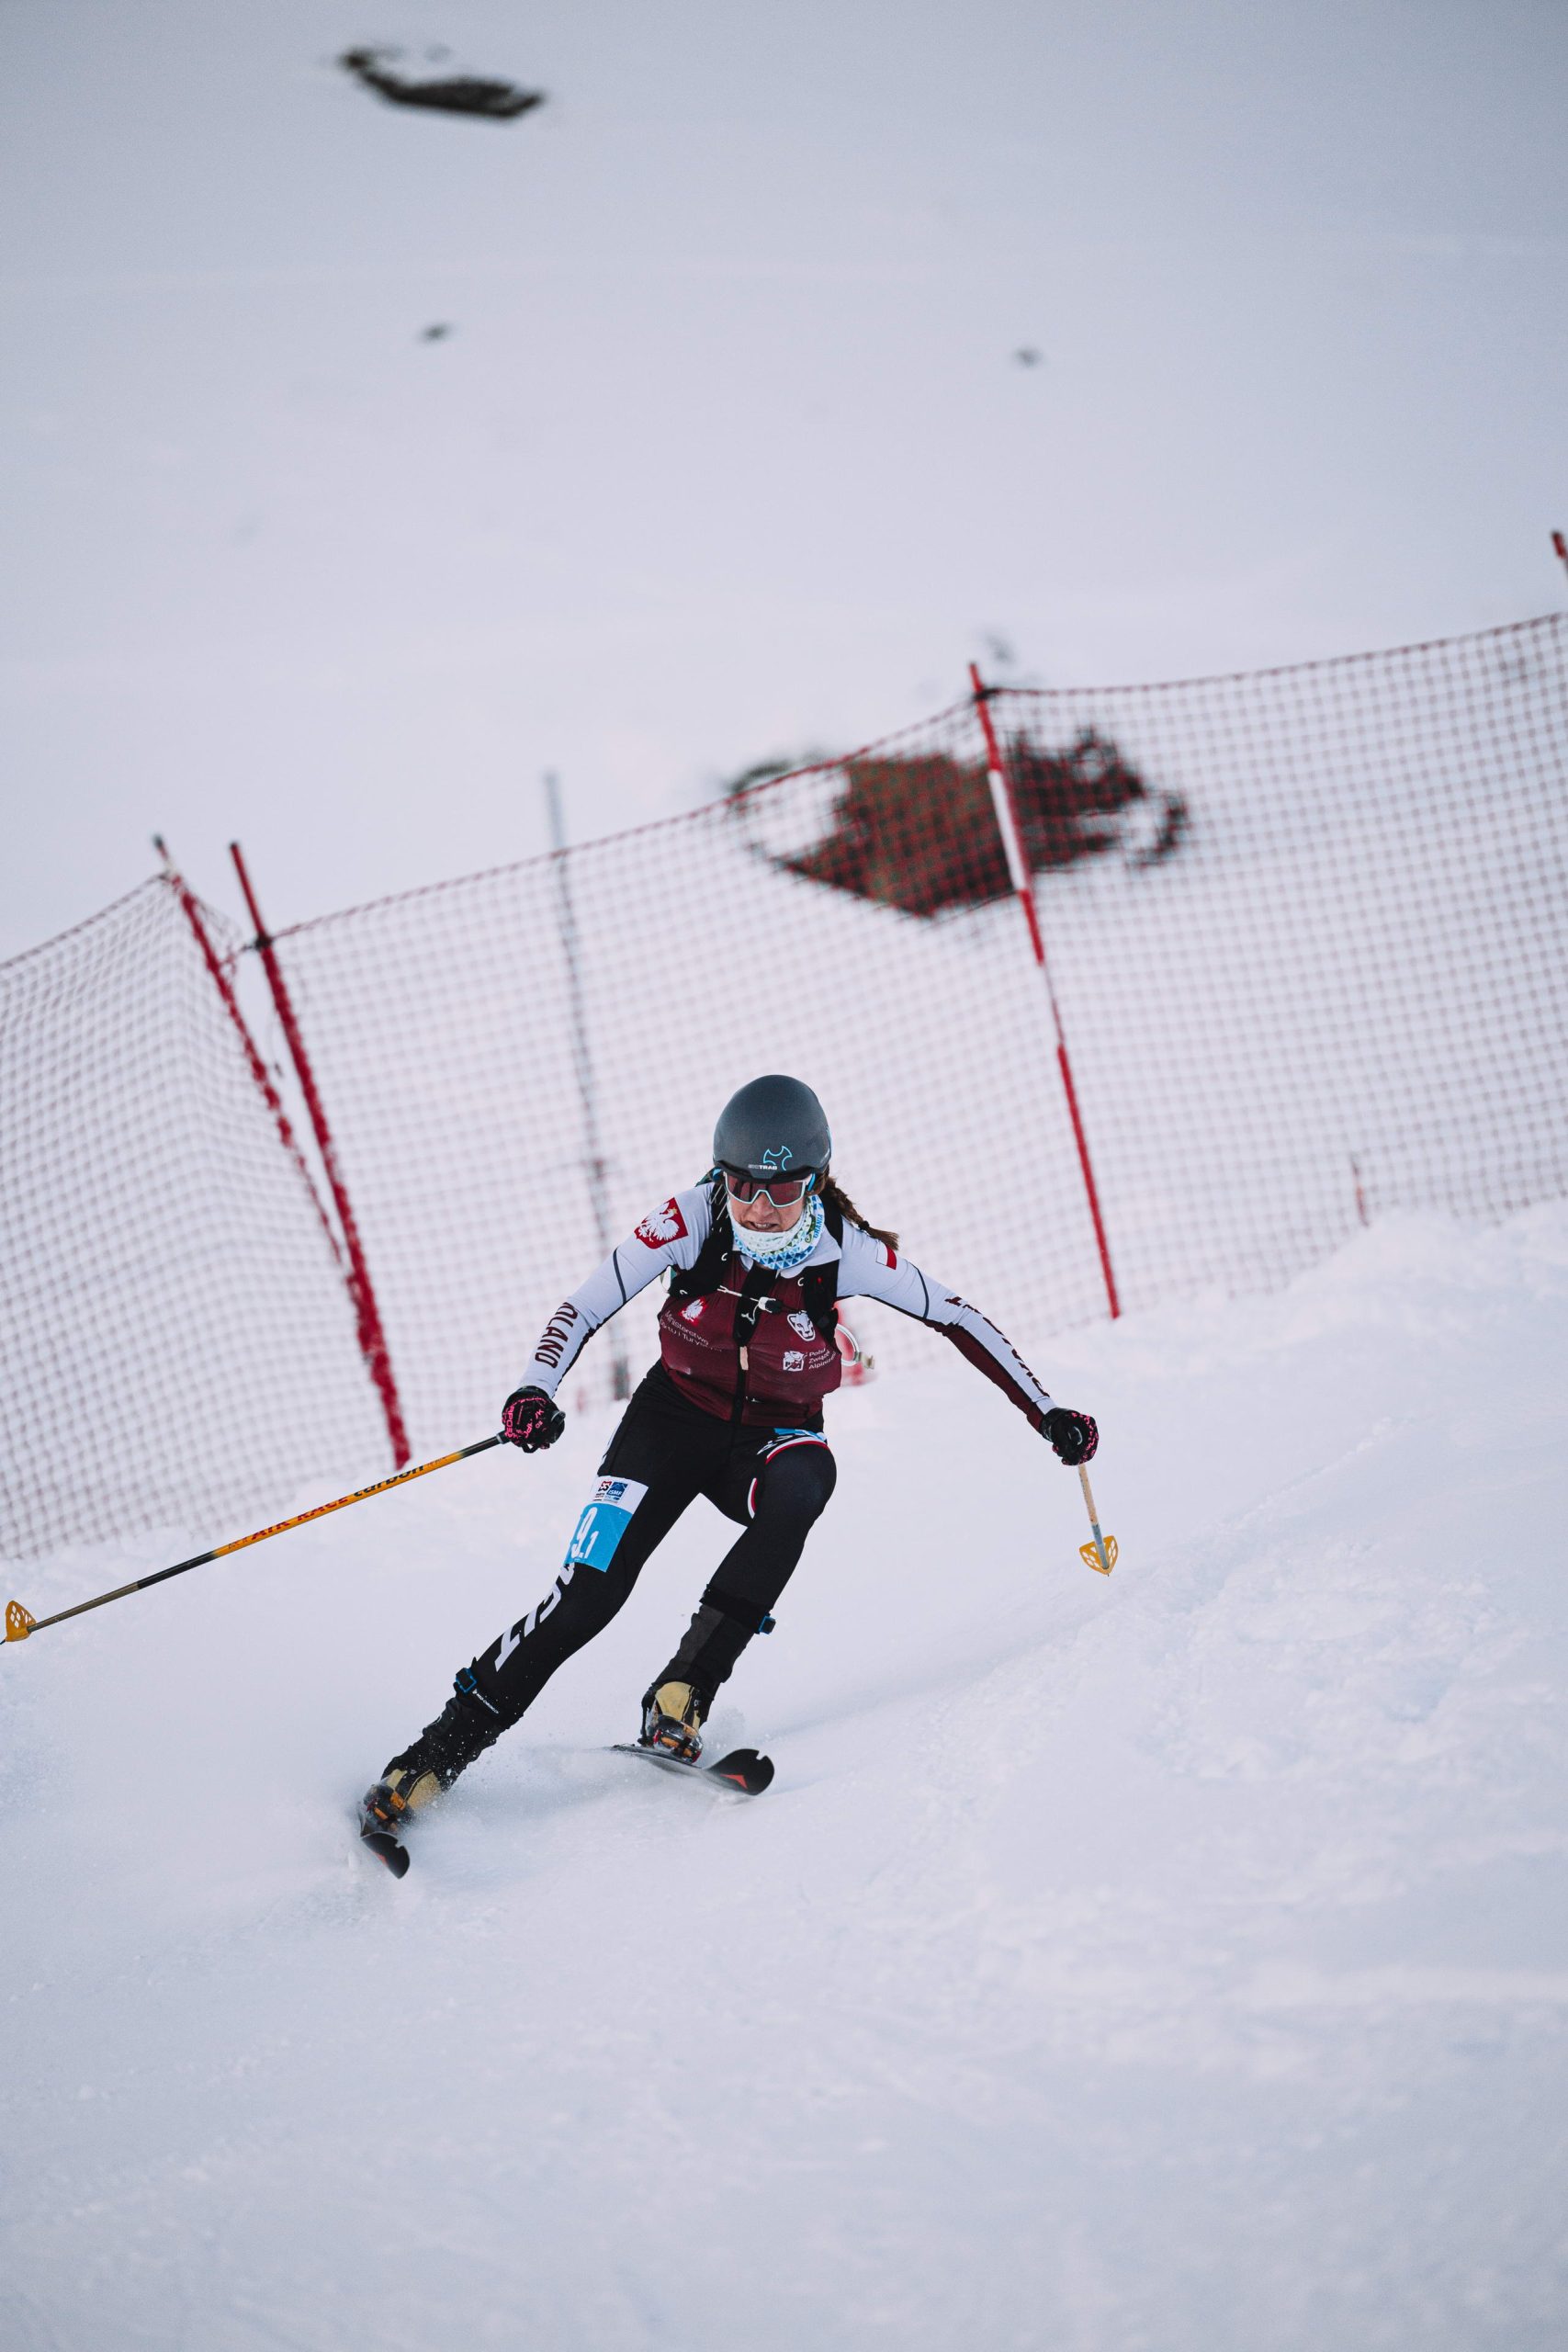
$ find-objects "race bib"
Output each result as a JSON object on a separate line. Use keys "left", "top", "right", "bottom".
{"left": 564, "top": 1476, "right": 649, "bottom": 1572}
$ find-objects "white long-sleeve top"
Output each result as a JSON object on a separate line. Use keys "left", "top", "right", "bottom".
{"left": 521, "top": 1186, "right": 1059, "bottom": 1430}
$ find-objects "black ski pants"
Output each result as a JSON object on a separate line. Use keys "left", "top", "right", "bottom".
{"left": 445, "top": 1366, "right": 837, "bottom": 1758}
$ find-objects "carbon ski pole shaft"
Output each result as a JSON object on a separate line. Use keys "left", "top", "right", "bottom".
{"left": 5, "top": 1435, "right": 504, "bottom": 1645}
{"left": 1077, "top": 1464, "right": 1118, "bottom": 1576}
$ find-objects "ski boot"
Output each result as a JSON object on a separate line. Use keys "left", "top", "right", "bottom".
{"left": 357, "top": 1758, "right": 440, "bottom": 1877}
{"left": 638, "top": 1679, "right": 707, "bottom": 1765}
{"left": 356, "top": 1685, "right": 497, "bottom": 1876}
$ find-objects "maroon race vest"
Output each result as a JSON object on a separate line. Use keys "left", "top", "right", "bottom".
{"left": 657, "top": 1185, "right": 843, "bottom": 1422}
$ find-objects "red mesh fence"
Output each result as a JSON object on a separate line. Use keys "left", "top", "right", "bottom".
{"left": 265, "top": 613, "right": 1568, "bottom": 1451}
{"left": 982, "top": 623, "right": 1568, "bottom": 1305}
{"left": 0, "top": 879, "right": 388, "bottom": 1556}
{"left": 5, "top": 616, "right": 1566, "bottom": 1557}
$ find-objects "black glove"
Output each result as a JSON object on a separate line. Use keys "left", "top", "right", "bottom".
{"left": 500, "top": 1385, "right": 566, "bottom": 1452}
{"left": 1041, "top": 1407, "right": 1098, "bottom": 1466}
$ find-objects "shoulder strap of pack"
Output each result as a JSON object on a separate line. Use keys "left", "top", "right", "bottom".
{"left": 799, "top": 1193, "right": 843, "bottom": 1342}
{"left": 670, "top": 1179, "right": 844, "bottom": 1339}
{"left": 733, "top": 1255, "right": 780, "bottom": 1349}
{"left": 667, "top": 1171, "right": 733, "bottom": 1305}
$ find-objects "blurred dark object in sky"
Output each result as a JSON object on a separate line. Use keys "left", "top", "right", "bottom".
{"left": 1013, "top": 347, "right": 1043, "bottom": 368}
{"left": 729, "top": 731, "right": 1188, "bottom": 919}
{"left": 420, "top": 324, "right": 454, "bottom": 342}
{"left": 338, "top": 48, "right": 546, "bottom": 121}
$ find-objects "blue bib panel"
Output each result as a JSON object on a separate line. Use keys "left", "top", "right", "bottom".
{"left": 564, "top": 1475, "right": 649, "bottom": 1572}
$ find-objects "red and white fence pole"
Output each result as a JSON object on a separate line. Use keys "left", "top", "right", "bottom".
{"left": 154, "top": 838, "right": 348, "bottom": 1277}
{"left": 230, "top": 842, "right": 411, "bottom": 1467}
{"left": 969, "top": 664, "right": 1121, "bottom": 1320}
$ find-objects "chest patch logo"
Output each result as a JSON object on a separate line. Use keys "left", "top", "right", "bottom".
{"left": 636, "top": 1198, "right": 688, "bottom": 1249}
{"left": 787, "top": 1308, "right": 818, "bottom": 1341}
{"left": 783, "top": 1349, "right": 806, "bottom": 1372}
{"left": 681, "top": 1296, "right": 705, "bottom": 1322}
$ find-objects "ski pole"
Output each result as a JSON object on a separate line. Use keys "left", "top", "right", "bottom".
{"left": 1077, "top": 1464, "right": 1118, "bottom": 1577}
{"left": 4, "top": 1434, "right": 504, "bottom": 1645}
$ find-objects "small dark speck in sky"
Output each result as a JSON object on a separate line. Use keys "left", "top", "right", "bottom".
{"left": 1012, "top": 348, "right": 1043, "bottom": 368}
{"left": 420, "top": 324, "right": 454, "bottom": 342}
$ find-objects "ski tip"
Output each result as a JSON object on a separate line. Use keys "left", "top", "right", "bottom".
{"left": 708, "top": 1747, "right": 775, "bottom": 1795}
{"left": 359, "top": 1827, "right": 411, "bottom": 1877}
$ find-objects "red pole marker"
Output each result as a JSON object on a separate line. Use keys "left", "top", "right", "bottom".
{"left": 231, "top": 842, "right": 411, "bottom": 1468}
{"left": 969, "top": 663, "right": 1121, "bottom": 1320}
{"left": 154, "top": 838, "right": 346, "bottom": 1274}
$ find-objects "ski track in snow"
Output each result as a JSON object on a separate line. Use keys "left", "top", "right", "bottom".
{"left": 4, "top": 1207, "right": 1568, "bottom": 2351}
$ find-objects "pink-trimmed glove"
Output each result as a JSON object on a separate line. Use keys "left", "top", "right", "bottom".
{"left": 1041, "top": 1408, "right": 1098, "bottom": 1465}
{"left": 500, "top": 1385, "right": 566, "bottom": 1453}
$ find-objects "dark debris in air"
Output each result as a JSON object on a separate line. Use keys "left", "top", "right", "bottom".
{"left": 419, "top": 324, "right": 454, "bottom": 342}
{"left": 339, "top": 48, "right": 547, "bottom": 121}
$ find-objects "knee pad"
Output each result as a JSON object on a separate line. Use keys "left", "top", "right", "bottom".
{"left": 749, "top": 1432, "right": 836, "bottom": 1522}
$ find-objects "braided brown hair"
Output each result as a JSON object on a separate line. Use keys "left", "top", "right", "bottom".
{"left": 818, "top": 1172, "right": 898, "bottom": 1253}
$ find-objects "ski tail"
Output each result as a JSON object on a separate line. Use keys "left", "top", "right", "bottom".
{"left": 359, "top": 1825, "right": 411, "bottom": 1877}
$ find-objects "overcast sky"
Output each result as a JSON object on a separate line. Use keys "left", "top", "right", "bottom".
{"left": 3, "top": 0, "right": 1564, "bottom": 956}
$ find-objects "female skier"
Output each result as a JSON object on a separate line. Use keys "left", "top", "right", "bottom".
{"left": 359, "top": 1074, "right": 1098, "bottom": 1853}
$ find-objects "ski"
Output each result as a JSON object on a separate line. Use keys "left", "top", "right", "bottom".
{"left": 355, "top": 1788, "right": 412, "bottom": 1876}
{"left": 611, "top": 1742, "right": 774, "bottom": 1796}
{"left": 355, "top": 1742, "right": 773, "bottom": 1876}
{"left": 358, "top": 1822, "right": 411, "bottom": 1877}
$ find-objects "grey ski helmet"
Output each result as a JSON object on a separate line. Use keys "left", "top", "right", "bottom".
{"left": 713, "top": 1074, "right": 831, "bottom": 1182}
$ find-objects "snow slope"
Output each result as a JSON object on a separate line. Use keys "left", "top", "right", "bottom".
{"left": 4, "top": 1205, "right": 1567, "bottom": 2350}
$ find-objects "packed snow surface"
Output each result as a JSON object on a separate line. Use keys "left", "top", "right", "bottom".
{"left": 5, "top": 1206, "right": 1567, "bottom": 2350}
